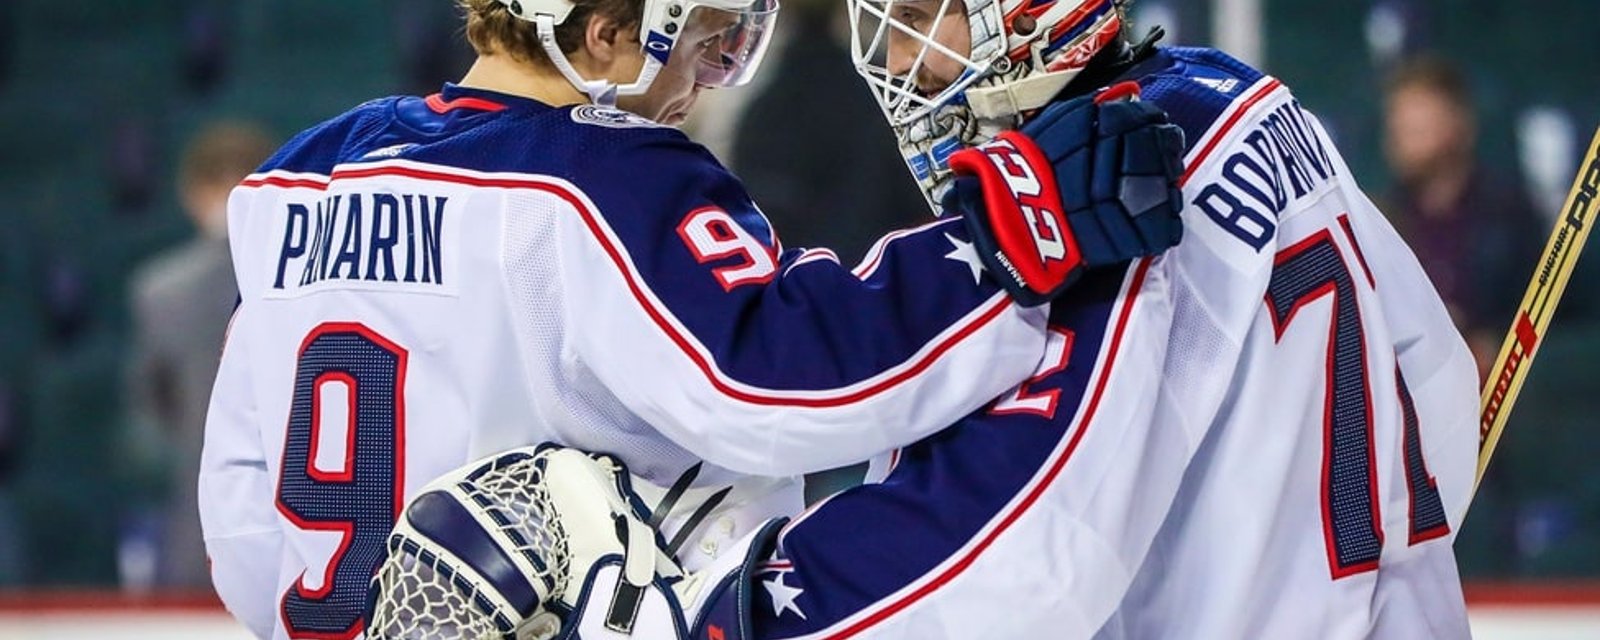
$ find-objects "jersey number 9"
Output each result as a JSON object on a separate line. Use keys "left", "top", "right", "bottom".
{"left": 274, "top": 323, "right": 407, "bottom": 638}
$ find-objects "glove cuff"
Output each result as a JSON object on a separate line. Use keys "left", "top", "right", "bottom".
{"left": 947, "top": 131, "right": 1085, "bottom": 306}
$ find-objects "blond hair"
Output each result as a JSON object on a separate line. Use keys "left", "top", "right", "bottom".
{"left": 457, "top": 0, "right": 644, "bottom": 65}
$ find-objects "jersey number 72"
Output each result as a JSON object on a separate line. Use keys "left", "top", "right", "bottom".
{"left": 1267, "top": 225, "right": 1450, "bottom": 580}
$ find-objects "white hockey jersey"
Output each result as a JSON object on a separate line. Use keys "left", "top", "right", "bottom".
{"left": 1085, "top": 47, "right": 1480, "bottom": 640}
{"left": 740, "top": 48, "right": 1478, "bottom": 640}
{"left": 197, "top": 87, "right": 1051, "bottom": 639}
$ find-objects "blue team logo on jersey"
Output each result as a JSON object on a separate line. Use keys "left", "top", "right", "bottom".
{"left": 570, "top": 105, "right": 667, "bottom": 129}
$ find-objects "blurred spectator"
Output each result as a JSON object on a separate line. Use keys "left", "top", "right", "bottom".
{"left": 394, "top": 0, "right": 477, "bottom": 95}
{"left": 0, "top": 212, "right": 38, "bottom": 586}
{"left": 0, "top": 2, "right": 13, "bottom": 88}
{"left": 0, "top": 379, "right": 21, "bottom": 586}
{"left": 122, "top": 121, "right": 274, "bottom": 590}
{"left": 181, "top": 4, "right": 229, "bottom": 96}
{"left": 109, "top": 119, "right": 158, "bottom": 215}
{"left": 729, "top": 0, "right": 928, "bottom": 264}
{"left": 1382, "top": 55, "right": 1544, "bottom": 377}
{"left": 42, "top": 259, "right": 91, "bottom": 347}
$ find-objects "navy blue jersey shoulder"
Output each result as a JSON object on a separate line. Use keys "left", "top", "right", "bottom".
{"left": 536, "top": 108, "right": 776, "bottom": 247}
{"left": 255, "top": 97, "right": 402, "bottom": 176}
{"left": 1126, "top": 46, "right": 1269, "bottom": 154}
{"left": 253, "top": 85, "right": 768, "bottom": 245}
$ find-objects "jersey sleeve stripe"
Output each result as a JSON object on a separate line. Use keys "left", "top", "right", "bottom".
{"left": 784, "top": 248, "right": 842, "bottom": 274}
{"left": 548, "top": 176, "right": 1020, "bottom": 406}
{"left": 1337, "top": 213, "right": 1378, "bottom": 289}
{"left": 852, "top": 218, "right": 958, "bottom": 278}
{"left": 798, "top": 258, "right": 1153, "bottom": 640}
{"left": 583, "top": 214, "right": 1017, "bottom": 407}
{"left": 239, "top": 173, "right": 333, "bottom": 190}
{"left": 424, "top": 93, "right": 507, "bottom": 114}
{"left": 239, "top": 159, "right": 1021, "bottom": 408}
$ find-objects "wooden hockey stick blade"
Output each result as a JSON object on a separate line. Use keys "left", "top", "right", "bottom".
{"left": 1475, "top": 125, "right": 1600, "bottom": 492}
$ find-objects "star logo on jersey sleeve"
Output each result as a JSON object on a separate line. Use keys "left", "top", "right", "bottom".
{"left": 944, "top": 233, "right": 986, "bottom": 285}
{"left": 762, "top": 572, "right": 807, "bottom": 620}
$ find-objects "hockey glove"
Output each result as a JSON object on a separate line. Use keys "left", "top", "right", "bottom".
{"left": 366, "top": 445, "right": 681, "bottom": 640}
{"left": 944, "top": 81, "right": 1186, "bottom": 306}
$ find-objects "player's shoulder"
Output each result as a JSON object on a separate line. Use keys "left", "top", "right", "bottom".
{"left": 1133, "top": 46, "right": 1288, "bottom": 154}
{"left": 249, "top": 90, "right": 746, "bottom": 225}
{"left": 552, "top": 105, "right": 727, "bottom": 181}
{"left": 547, "top": 107, "right": 767, "bottom": 239}
{"left": 251, "top": 90, "right": 717, "bottom": 180}
{"left": 255, "top": 97, "right": 404, "bottom": 176}
{"left": 566, "top": 104, "right": 674, "bottom": 131}
{"left": 470, "top": 105, "right": 747, "bottom": 222}
{"left": 401, "top": 101, "right": 726, "bottom": 188}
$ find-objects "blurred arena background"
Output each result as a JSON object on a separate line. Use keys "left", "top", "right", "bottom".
{"left": 0, "top": 0, "right": 1597, "bottom": 637}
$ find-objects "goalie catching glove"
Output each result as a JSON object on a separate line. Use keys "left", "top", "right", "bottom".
{"left": 943, "top": 82, "right": 1186, "bottom": 306}
{"left": 365, "top": 443, "right": 783, "bottom": 640}
{"left": 365, "top": 444, "right": 684, "bottom": 639}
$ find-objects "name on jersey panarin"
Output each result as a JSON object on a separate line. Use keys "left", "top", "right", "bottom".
{"left": 272, "top": 192, "right": 449, "bottom": 294}
{"left": 1191, "top": 99, "right": 1338, "bottom": 251}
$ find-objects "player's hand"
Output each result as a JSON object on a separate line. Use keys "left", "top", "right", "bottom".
{"left": 943, "top": 82, "right": 1186, "bottom": 306}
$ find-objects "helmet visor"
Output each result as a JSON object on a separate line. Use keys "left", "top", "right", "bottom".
{"left": 676, "top": 0, "right": 780, "bottom": 88}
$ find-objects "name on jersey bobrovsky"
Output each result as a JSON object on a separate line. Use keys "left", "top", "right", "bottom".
{"left": 273, "top": 192, "right": 448, "bottom": 292}
{"left": 1191, "top": 98, "right": 1337, "bottom": 252}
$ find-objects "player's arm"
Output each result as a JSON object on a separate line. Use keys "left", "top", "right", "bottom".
{"left": 530, "top": 108, "right": 1180, "bottom": 476}
{"left": 546, "top": 145, "right": 1049, "bottom": 475}
{"left": 197, "top": 305, "right": 280, "bottom": 639}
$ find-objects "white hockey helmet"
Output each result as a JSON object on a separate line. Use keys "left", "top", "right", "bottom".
{"left": 847, "top": 0, "right": 1126, "bottom": 210}
{"left": 497, "top": 0, "right": 779, "bottom": 106}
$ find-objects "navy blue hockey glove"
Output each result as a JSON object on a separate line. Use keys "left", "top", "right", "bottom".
{"left": 944, "top": 81, "right": 1186, "bottom": 306}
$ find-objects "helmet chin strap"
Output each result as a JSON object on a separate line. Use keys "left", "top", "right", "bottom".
{"left": 963, "top": 31, "right": 1090, "bottom": 125}
{"left": 964, "top": 68, "right": 1081, "bottom": 123}
{"left": 536, "top": 14, "right": 622, "bottom": 107}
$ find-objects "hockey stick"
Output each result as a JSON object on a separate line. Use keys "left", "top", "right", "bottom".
{"left": 1474, "top": 125, "right": 1600, "bottom": 493}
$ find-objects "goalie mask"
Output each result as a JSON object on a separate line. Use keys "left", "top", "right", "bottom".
{"left": 499, "top": 0, "right": 778, "bottom": 106}
{"left": 847, "top": 0, "right": 1126, "bottom": 211}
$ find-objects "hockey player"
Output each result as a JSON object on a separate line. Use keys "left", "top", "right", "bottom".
{"left": 364, "top": 1, "right": 1481, "bottom": 638}
{"left": 196, "top": 0, "right": 1185, "bottom": 637}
